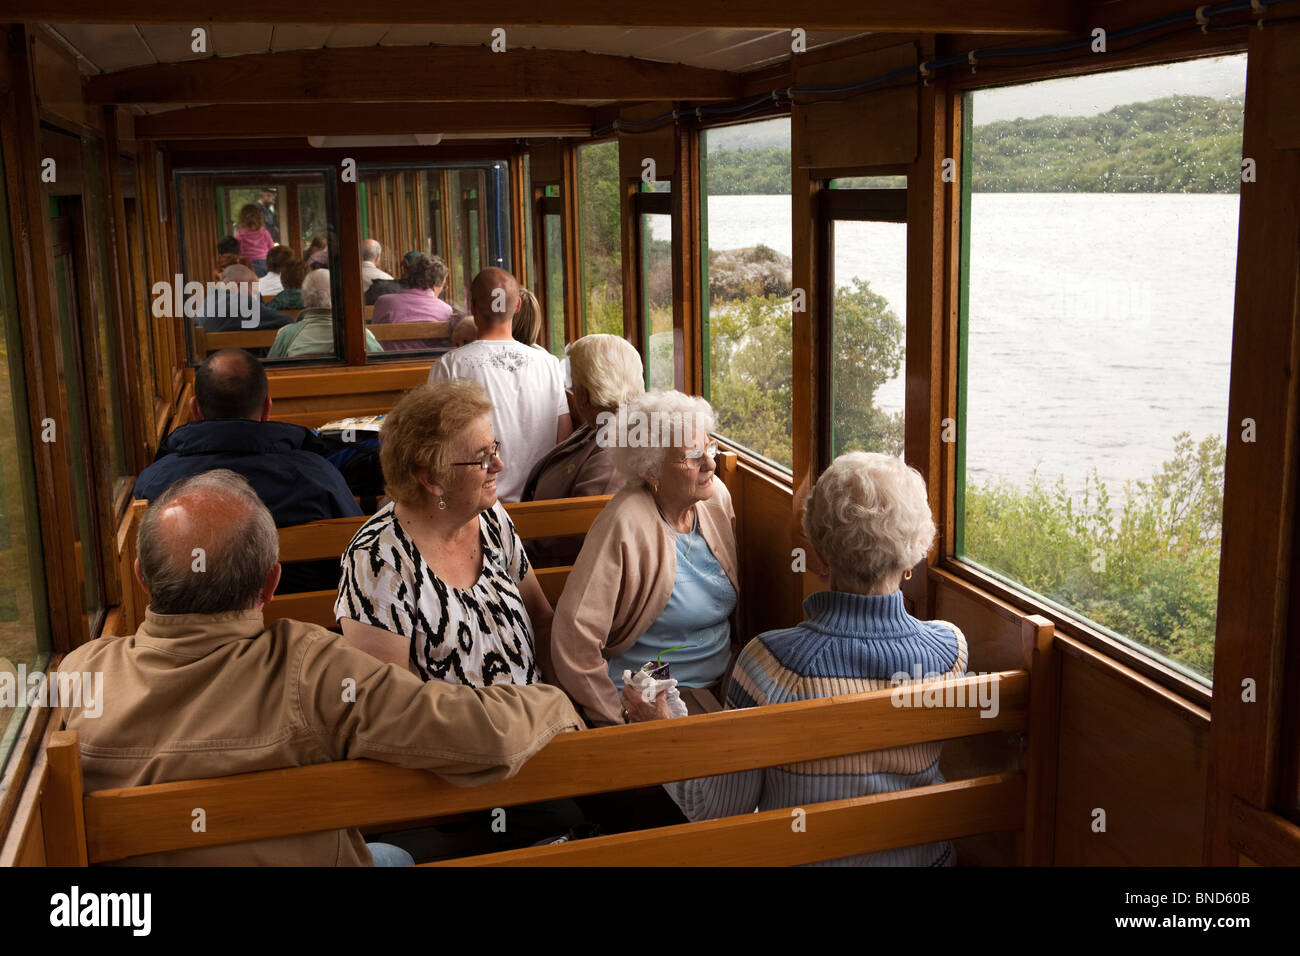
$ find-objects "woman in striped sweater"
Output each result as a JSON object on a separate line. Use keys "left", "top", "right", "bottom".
{"left": 625, "top": 451, "right": 967, "bottom": 865}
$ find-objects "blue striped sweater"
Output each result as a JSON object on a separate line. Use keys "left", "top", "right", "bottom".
{"left": 664, "top": 589, "right": 969, "bottom": 866}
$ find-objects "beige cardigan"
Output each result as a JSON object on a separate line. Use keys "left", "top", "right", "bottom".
{"left": 548, "top": 480, "right": 739, "bottom": 727}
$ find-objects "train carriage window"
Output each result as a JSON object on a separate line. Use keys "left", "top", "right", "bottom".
{"left": 578, "top": 140, "right": 623, "bottom": 337}
{"left": 0, "top": 146, "right": 51, "bottom": 773}
{"left": 175, "top": 168, "right": 344, "bottom": 365}
{"left": 956, "top": 55, "right": 1247, "bottom": 684}
{"left": 824, "top": 181, "right": 907, "bottom": 463}
{"left": 357, "top": 162, "right": 508, "bottom": 336}
{"left": 639, "top": 200, "right": 673, "bottom": 389}
{"left": 535, "top": 184, "right": 566, "bottom": 357}
{"left": 701, "top": 116, "right": 793, "bottom": 470}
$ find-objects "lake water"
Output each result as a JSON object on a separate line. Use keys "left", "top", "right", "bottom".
{"left": 665, "top": 192, "right": 1239, "bottom": 495}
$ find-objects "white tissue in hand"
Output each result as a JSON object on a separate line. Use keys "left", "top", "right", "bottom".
{"left": 624, "top": 668, "right": 688, "bottom": 718}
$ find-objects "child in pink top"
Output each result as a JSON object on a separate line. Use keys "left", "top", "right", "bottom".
{"left": 235, "top": 203, "right": 275, "bottom": 276}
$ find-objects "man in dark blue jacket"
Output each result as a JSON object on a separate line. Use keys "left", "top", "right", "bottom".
{"left": 134, "top": 348, "right": 362, "bottom": 593}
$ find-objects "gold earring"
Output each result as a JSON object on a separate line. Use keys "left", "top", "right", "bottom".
{"left": 438, "top": 498, "right": 447, "bottom": 511}
{"left": 903, "top": 568, "right": 912, "bottom": 581}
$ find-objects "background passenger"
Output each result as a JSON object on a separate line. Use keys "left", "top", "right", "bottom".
{"left": 267, "top": 258, "right": 305, "bottom": 311}
{"left": 521, "top": 334, "right": 644, "bottom": 563}
{"left": 627, "top": 451, "right": 966, "bottom": 867}
{"left": 370, "top": 252, "right": 453, "bottom": 351}
{"left": 335, "top": 382, "right": 555, "bottom": 688}
{"left": 259, "top": 244, "right": 293, "bottom": 297}
{"left": 133, "top": 348, "right": 362, "bottom": 593}
{"left": 212, "top": 234, "right": 252, "bottom": 279}
{"left": 268, "top": 269, "right": 382, "bottom": 358}
{"left": 196, "top": 264, "right": 294, "bottom": 334}
{"left": 257, "top": 187, "right": 279, "bottom": 241}
{"left": 428, "top": 268, "right": 572, "bottom": 501}
{"left": 364, "top": 249, "right": 416, "bottom": 304}
{"left": 548, "top": 390, "right": 737, "bottom": 726}
{"left": 511, "top": 288, "right": 547, "bottom": 350}
{"left": 360, "top": 238, "right": 393, "bottom": 293}
{"left": 60, "top": 470, "right": 581, "bottom": 865}
{"left": 235, "top": 203, "right": 275, "bottom": 277}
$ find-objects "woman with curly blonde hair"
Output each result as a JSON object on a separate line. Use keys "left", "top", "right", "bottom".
{"left": 235, "top": 202, "right": 276, "bottom": 276}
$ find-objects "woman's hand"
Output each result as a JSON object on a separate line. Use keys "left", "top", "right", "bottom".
{"left": 621, "top": 680, "right": 673, "bottom": 723}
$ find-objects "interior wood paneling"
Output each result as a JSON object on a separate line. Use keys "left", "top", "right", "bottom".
{"left": 1054, "top": 641, "right": 1210, "bottom": 865}
{"left": 733, "top": 462, "right": 799, "bottom": 639}
{"left": 33, "top": 32, "right": 86, "bottom": 131}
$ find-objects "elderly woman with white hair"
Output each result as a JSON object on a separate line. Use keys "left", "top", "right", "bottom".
{"left": 548, "top": 389, "right": 738, "bottom": 728}
{"left": 625, "top": 451, "right": 968, "bottom": 866}
{"left": 267, "top": 269, "right": 383, "bottom": 358}
{"left": 521, "top": 334, "right": 644, "bottom": 563}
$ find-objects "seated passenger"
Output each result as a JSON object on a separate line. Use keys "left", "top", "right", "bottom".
{"left": 134, "top": 348, "right": 362, "bottom": 593}
{"left": 235, "top": 202, "right": 275, "bottom": 277}
{"left": 548, "top": 390, "right": 737, "bottom": 726}
{"left": 521, "top": 334, "right": 644, "bottom": 564}
{"left": 370, "top": 252, "right": 454, "bottom": 351}
{"left": 627, "top": 452, "right": 967, "bottom": 867}
{"left": 258, "top": 244, "right": 293, "bottom": 297}
{"left": 363, "top": 249, "right": 414, "bottom": 305}
{"left": 511, "top": 288, "right": 548, "bottom": 352}
{"left": 268, "top": 269, "right": 382, "bottom": 358}
{"left": 196, "top": 264, "right": 294, "bottom": 333}
{"left": 361, "top": 238, "right": 393, "bottom": 293}
{"left": 266, "top": 258, "right": 305, "bottom": 311}
{"left": 212, "top": 235, "right": 252, "bottom": 279}
{"left": 335, "top": 381, "right": 555, "bottom": 688}
{"left": 59, "top": 471, "right": 581, "bottom": 866}
{"left": 452, "top": 314, "right": 478, "bottom": 345}
{"left": 428, "top": 268, "right": 572, "bottom": 502}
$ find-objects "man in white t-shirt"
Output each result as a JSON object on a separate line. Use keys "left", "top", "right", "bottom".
{"left": 428, "top": 268, "right": 572, "bottom": 501}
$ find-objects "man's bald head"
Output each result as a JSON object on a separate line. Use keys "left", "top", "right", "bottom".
{"left": 361, "top": 238, "right": 382, "bottom": 263}
{"left": 470, "top": 268, "right": 520, "bottom": 326}
{"left": 137, "top": 471, "right": 279, "bottom": 615}
{"left": 195, "top": 349, "right": 268, "bottom": 421}
{"left": 221, "top": 264, "right": 258, "bottom": 284}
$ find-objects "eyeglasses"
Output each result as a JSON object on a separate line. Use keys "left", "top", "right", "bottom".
{"left": 451, "top": 440, "right": 501, "bottom": 470}
{"left": 671, "top": 441, "right": 719, "bottom": 465}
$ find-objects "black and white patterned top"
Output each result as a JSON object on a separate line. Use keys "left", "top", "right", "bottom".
{"left": 334, "top": 501, "right": 537, "bottom": 686}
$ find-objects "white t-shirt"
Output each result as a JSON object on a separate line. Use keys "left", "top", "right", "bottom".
{"left": 428, "top": 339, "right": 569, "bottom": 502}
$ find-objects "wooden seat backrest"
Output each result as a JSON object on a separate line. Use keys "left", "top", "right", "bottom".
{"left": 368, "top": 321, "right": 450, "bottom": 342}
{"left": 363, "top": 305, "right": 375, "bottom": 323}
{"left": 44, "top": 670, "right": 1034, "bottom": 866}
{"left": 202, "top": 328, "right": 279, "bottom": 353}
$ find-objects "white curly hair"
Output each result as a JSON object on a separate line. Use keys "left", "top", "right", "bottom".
{"left": 803, "top": 452, "right": 935, "bottom": 590}
{"left": 606, "top": 389, "right": 716, "bottom": 488}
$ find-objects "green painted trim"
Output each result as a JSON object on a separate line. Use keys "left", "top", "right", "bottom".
{"left": 358, "top": 181, "right": 369, "bottom": 237}
{"left": 698, "top": 134, "right": 711, "bottom": 401}
{"left": 954, "top": 92, "right": 974, "bottom": 558}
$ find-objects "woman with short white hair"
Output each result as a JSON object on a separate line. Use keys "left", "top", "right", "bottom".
{"left": 521, "top": 333, "right": 644, "bottom": 511}
{"left": 548, "top": 389, "right": 738, "bottom": 727}
{"left": 624, "top": 451, "right": 967, "bottom": 866}
{"left": 268, "top": 269, "right": 383, "bottom": 358}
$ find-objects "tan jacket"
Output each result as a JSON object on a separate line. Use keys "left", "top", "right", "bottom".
{"left": 548, "top": 481, "right": 738, "bottom": 727}
{"left": 59, "top": 610, "right": 582, "bottom": 866}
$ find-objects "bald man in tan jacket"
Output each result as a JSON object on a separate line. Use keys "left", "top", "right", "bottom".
{"left": 59, "top": 470, "right": 581, "bottom": 866}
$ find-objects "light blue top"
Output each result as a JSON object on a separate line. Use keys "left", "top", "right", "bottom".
{"left": 607, "top": 515, "right": 736, "bottom": 689}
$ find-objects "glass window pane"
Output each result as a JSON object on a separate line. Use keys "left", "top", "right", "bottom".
{"left": 830, "top": 219, "right": 906, "bottom": 460}
{"left": 176, "top": 169, "right": 345, "bottom": 365}
{"left": 578, "top": 141, "right": 623, "bottom": 336}
{"left": 641, "top": 212, "right": 673, "bottom": 389}
{"left": 0, "top": 148, "right": 51, "bottom": 771}
{"left": 958, "top": 55, "right": 1246, "bottom": 684}
{"left": 544, "top": 214, "right": 565, "bottom": 356}
{"left": 701, "top": 117, "right": 793, "bottom": 469}
{"left": 830, "top": 175, "right": 907, "bottom": 189}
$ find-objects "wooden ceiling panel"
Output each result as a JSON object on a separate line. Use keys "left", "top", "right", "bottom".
{"left": 135, "top": 25, "right": 208, "bottom": 63}
{"left": 208, "top": 23, "right": 272, "bottom": 57}
{"left": 323, "top": 24, "right": 396, "bottom": 47}
{"left": 269, "top": 24, "right": 337, "bottom": 52}
{"left": 47, "top": 24, "right": 154, "bottom": 72}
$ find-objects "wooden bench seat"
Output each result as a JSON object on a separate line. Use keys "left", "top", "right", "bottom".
{"left": 41, "top": 669, "right": 1038, "bottom": 866}
{"left": 368, "top": 321, "right": 451, "bottom": 344}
